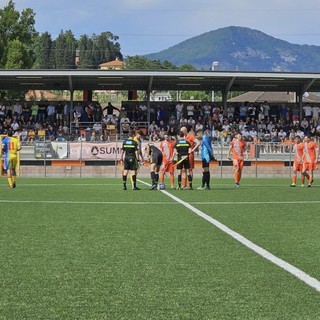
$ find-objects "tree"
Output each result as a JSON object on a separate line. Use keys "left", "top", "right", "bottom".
{"left": 0, "top": 0, "right": 36, "bottom": 68}
{"left": 91, "top": 32, "right": 122, "bottom": 68}
{"left": 78, "top": 34, "right": 94, "bottom": 69}
{"left": 53, "top": 30, "right": 76, "bottom": 69}
{"left": 33, "top": 32, "right": 53, "bottom": 69}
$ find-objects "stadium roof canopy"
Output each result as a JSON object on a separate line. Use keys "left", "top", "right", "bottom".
{"left": 1, "top": 69, "right": 320, "bottom": 94}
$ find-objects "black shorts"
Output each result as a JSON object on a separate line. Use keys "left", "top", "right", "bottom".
{"left": 151, "top": 153, "right": 163, "bottom": 166}
{"left": 124, "top": 157, "right": 138, "bottom": 171}
{"left": 202, "top": 159, "right": 210, "bottom": 168}
{"left": 177, "top": 156, "right": 190, "bottom": 170}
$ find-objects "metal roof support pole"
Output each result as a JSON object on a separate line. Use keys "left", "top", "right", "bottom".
{"left": 69, "top": 90, "right": 74, "bottom": 133}
{"left": 296, "top": 91, "right": 303, "bottom": 120}
{"left": 222, "top": 91, "right": 228, "bottom": 116}
{"left": 146, "top": 76, "right": 153, "bottom": 127}
{"left": 146, "top": 90, "right": 151, "bottom": 125}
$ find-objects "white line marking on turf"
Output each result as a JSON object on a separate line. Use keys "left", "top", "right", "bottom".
{"left": 0, "top": 200, "right": 174, "bottom": 205}
{"left": 138, "top": 179, "right": 320, "bottom": 292}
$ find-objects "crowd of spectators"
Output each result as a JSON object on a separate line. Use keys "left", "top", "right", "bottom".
{"left": 1, "top": 99, "right": 320, "bottom": 148}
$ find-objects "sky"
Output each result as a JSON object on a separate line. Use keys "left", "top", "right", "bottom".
{"left": 2, "top": 0, "right": 320, "bottom": 57}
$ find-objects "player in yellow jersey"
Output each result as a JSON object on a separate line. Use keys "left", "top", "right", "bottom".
{"left": 2, "top": 130, "right": 21, "bottom": 188}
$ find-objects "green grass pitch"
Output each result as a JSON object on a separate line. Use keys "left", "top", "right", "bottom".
{"left": 1, "top": 177, "right": 320, "bottom": 319}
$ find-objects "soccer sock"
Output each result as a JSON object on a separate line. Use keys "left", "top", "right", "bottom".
{"left": 8, "top": 177, "right": 13, "bottom": 187}
{"left": 178, "top": 174, "right": 181, "bottom": 187}
{"left": 206, "top": 171, "right": 210, "bottom": 187}
{"left": 188, "top": 174, "right": 192, "bottom": 188}
{"left": 132, "top": 175, "right": 137, "bottom": 187}
{"left": 170, "top": 173, "right": 174, "bottom": 187}
{"left": 155, "top": 173, "right": 159, "bottom": 183}
{"left": 201, "top": 173, "right": 206, "bottom": 187}
{"left": 122, "top": 175, "right": 127, "bottom": 187}
{"left": 182, "top": 176, "right": 187, "bottom": 187}
{"left": 150, "top": 171, "right": 155, "bottom": 184}
{"left": 292, "top": 174, "right": 297, "bottom": 184}
{"left": 234, "top": 171, "right": 239, "bottom": 183}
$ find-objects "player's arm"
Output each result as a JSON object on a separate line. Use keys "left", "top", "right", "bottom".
{"left": 190, "top": 138, "right": 200, "bottom": 153}
{"left": 227, "top": 145, "right": 232, "bottom": 160}
{"left": 120, "top": 148, "right": 125, "bottom": 163}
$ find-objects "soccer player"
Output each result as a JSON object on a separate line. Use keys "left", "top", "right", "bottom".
{"left": 290, "top": 136, "right": 307, "bottom": 187}
{"left": 120, "top": 133, "right": 141, "bottom": 190}
{"left": 228, "top": 133, "right": 248, "bottom": 187}
{"left": 130, "top": 130, "right": 144, "bottom": 187}
{"left": 302, "top": 135, "right": 319, "bottom": 188}
{"left": 180, "top": 126, "right": 200, "bottom": 188}
{"left": 2, "top": 130, "right": 21, "bottom": 189}
{"left": 145, "top": 143, "right": 163, "bottom": 190}
{"left": 197, "top": 128, "right": 215, "bottom": 190}
{"left": 174, "top": 131, "right": 193, "bottom": 190}
{"left": 159, "top": 133, "right": 176, "bottom": 189}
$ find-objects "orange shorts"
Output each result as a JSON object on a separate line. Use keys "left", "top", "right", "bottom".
{"left": 162, "top": 162, "right": 174, "bottom": 174}
{"left": 293, "top": 161, "right": 303, "bottom": 172}
{"left": 233, "top": 159, "right": 244, "bottom": 170}
{"left": 303, "top": 163, "right": 316, "bottom": 172}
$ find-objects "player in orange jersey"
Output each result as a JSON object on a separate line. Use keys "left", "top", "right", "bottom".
{"left": 290, "top": 136, "right": 309, "bottom": 187}
{"left": 180, "top": 126, "right": 200, "bottom": 188}
{"left": 302, "top": 135, "right": 319, "bottom": 188}
{"left": 159, "top": 133, "right": 176, "bottom": 189}
{"left": 228, "top": 133, "right": 248, "bottom": 187}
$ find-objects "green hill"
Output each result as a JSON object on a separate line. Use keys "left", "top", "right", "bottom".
{"left": 146, "top": 26, "right": 320, "bottom": 71}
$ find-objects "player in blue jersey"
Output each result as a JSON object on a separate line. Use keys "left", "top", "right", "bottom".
{"left": 197, "top": 128, "right": 215, "bottom": 190}
{"left": 2, "top": 130, "right": 21, "bottom": 188}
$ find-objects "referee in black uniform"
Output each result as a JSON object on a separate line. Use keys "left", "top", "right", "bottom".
{"left": 174, "top": 131, "right": 193, "bottom": 190}
{"left": 146, "top": 143, "right": 163, "bottom": 190}
{"left": 120, "top": 133, "right": 140, "bottom": 190}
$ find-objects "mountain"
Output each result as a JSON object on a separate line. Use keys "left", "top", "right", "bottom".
{"left": 145, "top": 26, "right": 320, "bottom": 72}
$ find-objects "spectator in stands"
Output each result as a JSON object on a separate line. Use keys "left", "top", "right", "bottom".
{"left": 195, "top": 120, "right": 204, "bottom": 133}
{"left": 300, "top": 118, "right": 309, "bottom": 132}
{"left": 194, "top": 103, "right": 202, "bottom": 119}
{"left": 303, "top": 103, "right": 312, "bottom": 122}
{"left": 148, "top": 121, "right": 159, "bottom": 136}
{"left": 78, "top": 133, "right": 86, "bottom": 142}
{"left": 261, "top": 101, "right": 270, "bottom": 121}
{"left": 158, "top": 120, "right": 169, "bottom": 132}
{"left": 47, "top": 125, "right": 56, "bottom": 141}
{"left": 21, "top": 103, "right": 30, "bottom": 124}
{"left": 37, "top": 103, "right": 46, "bottom": 123}
{"left": 187, "top": 116, "right": 195, "bottom": 130}
{"left": 55, "top": 102, "right": 64, "bottom": 126}
{"left": 47, "top": 102, "right": 56, "bottom": 125}
{"left": 186, "top": 103, "right": 195, "bottom": 119}
{"left": 168, "top": 115, "right": 177, "bottom": 128}
{"left": 93, "top": 103, "right": 103, "bottom": 122}
{"left": 168, "top": 126, "right": 177, "bottom": 138}
{"left": 103, "top": 102, "right": 120, "bottom": 121}
{"left": 31, "top": 102, "right": 39, "bottom": 122}
{"left": 175, "top": 102, "right": 184, "bottom": 121}
{"left": 19, "top": 127, "right": 28, "bottom": 144}
{"left": 27, "top": 127, "right": 35, "bottom": 145}
{"left": 120, "top": 116, "right": 130, "bottom": 136}
{"left": 179, "top": 115, "right": 188, "bottom": 128}
{"left": 312, "top": 104, "right": 320, "bottom": 126}
{"left": 63, "top": 101, "right": 70, "bottom": 124}
{"left": 10, "top": 118, "right": 20, "bottom": 132}
{"left": 270, "top": 104, "right": 278, "bottom": 121}
{"left": 13, "top": 101, "right": 22, "bottom": 120}
{"left": 203, "top": 103, "right": 212, "bottom": 123}
{"left": 156, "top": 105, "right": 165, "bottom": 124}
{"left": 73, "top": 103, "right": 83, "bottom": 125}
{"left": 239, "top": 102, "right": 249, "bottom": 121}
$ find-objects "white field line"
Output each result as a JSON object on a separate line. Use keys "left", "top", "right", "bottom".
{"left": 138, "top": 179, "right": 320, "bottom": 292}
{"left": 0, "top": 200, "right": 173, "bottom": 205}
